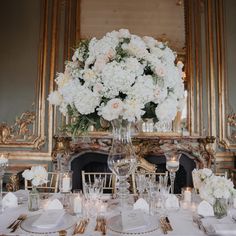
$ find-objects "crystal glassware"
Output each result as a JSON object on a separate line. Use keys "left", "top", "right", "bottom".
{"left": 108, "top": 119, "right": 137, "bottom": 203}
{"left": 165, "top": 150, "right": 181, "bottom": 194}
{"left": 135, "top": 174, "right": 147, "bottom": 198}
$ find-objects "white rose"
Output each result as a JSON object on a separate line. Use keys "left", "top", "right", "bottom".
{"left": 98, "top": 98, "right": 123, "bottom": 121}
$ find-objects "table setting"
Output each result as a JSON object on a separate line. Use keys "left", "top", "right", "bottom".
{"left": 1, "top": 167, "right": 236, "bottom": 236}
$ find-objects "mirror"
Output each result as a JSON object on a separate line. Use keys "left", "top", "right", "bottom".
{"left": 63, "top": 0, "right": 188, "bottom": 135}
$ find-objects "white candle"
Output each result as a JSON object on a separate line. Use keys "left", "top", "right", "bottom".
{"left": 184, "top": 189, "right": 192, "bottom": 202}
{"left": 73, "top": 196, "right": 82, "bottom": 214}
{"left": 62, "top": 176, "right": 70, "bottom": 192}
{"left": 167, "top": 160, "right": 179, "bottom": 168}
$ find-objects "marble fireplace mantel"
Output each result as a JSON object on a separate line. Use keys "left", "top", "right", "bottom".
{"left": 52, "top": 133, "right": 216, "bottom": 170}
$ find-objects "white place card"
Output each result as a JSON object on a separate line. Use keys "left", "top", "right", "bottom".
{"left": 121, "top": 209, "right": 147, "bottom": 231}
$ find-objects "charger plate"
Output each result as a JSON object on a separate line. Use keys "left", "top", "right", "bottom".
{"left": 20, "top": 213, "right": 76, "bottom": 234}
{"left": 107, "top": 214, "right": 159, "bottom": 235}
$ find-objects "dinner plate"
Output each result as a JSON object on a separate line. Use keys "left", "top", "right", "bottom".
{"left": 20, "top": 213, "right": 76, "bottom": 234}
{"left": 107, "top": 214, "right": 159, "bottom": 235}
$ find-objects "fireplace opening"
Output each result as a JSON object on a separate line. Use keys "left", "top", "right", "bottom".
{"left": 70, "top": 152, "right": 196, "bottom": 193}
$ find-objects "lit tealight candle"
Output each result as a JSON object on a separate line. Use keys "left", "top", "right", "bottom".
{"left": 166, "top": 160, "right": 179, "bottom": 168}
{"left": 184, "top": 188, "right": 192, "bottom": 202}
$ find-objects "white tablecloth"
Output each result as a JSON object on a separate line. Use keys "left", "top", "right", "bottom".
{"left": 0, "top": 194, "right": 207, "bottom": 236}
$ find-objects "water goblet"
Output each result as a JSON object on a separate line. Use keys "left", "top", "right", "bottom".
{"left": 135, "top": 174, "right": 147, "bottom": 198}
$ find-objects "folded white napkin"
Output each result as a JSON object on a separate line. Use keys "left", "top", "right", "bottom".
{"left": 122, "top": 209, "right": 147, "bottom": 231}
{"left": 165, "top": 194, "right": 179, "bottom": 209}
{"left": 133, "top": 198, "right": 149, "bottom": 213}
{"left": 2, "top": 192, "right": 18, "bottom": 208}
{"left": 32, "top": 209, "right": 65, "bottom": 229}
{"left": 46, "top": 199, "right": 63, "bottom": 210}
{"left": 197, "top": 200, "right": 214, "bottom": 217}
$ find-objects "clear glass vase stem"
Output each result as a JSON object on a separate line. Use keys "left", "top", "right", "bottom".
{"left": 170, "top": 172, "right": 176, "bottom": 194}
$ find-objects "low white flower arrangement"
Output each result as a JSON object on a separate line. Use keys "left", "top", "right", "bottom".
{"left": 22, "top": 166, "right": 48, "bottom": 187}
{"left": 48, "top": 29, "right": 184, "bottom": 134}
{"left": 199, "top": 175, "right": 235, "bottom": 205}
{"left": 192, "top": 168, "right": 213, "bottom": 191}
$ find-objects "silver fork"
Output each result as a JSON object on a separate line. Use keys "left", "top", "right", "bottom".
{"left": 10, "top": 215, "right": 27, "bottom": 233}
{"left": 7, "top": 214, "right": 26, "bottom": 229}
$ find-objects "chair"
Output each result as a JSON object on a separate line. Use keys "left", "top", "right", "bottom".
{"left": 25, "top": 172, "right": 59, "bottom": 193}
{"left": 81, "top": 171, "right": 117, "bottom": 194}
{"left": 132, "top": 171, "right": 169, "bottom": 195}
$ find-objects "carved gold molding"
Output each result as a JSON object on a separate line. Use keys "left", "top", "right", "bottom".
{"left": 55, "top": 135, "right": 216, "bottom": 169}
{"left": 0, "top": 0, "right": 67, "bottom": 160}
{"left": 0, "top": 111, "right": 37, "bottom": 144}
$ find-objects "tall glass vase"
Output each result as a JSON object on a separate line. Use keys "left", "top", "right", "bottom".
{"left": 108, "top": 119, "right": 137, "bottom": 203}
{"left": 28, "top": 186, "right": 40, "bottom": 211}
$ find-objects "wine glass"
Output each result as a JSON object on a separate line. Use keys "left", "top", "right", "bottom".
{"left": 165, "top": 150, "right": 181, "bottom": 194}
{"left": 135, "top": 174, "right": 147, "bottom": 198}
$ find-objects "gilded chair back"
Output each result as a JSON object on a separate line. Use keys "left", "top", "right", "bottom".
{"left": 24, "top": 171, "right": 59, "bottom": 193}
{"left": 81, "top": 171, "right": 116, "bottom": 194}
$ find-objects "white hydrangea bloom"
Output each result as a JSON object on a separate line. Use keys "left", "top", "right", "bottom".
{"left": 153, "top": 85, "right": 168, "bottom": 104}
{"left": 122, "top": 35, "right": 148, "bottom": 59}
{"left": 102, "top": 61, "right": 135, "bottom": 97}
{"left": 59, "top": 79, "right": 81, "bottom": 105}
{"left": 123, "top": 99, "right": 145, "bottom": 122}
{"left": 128, "top": 75, "right": 154, "bottom": 104}
{"left": 47, "top": 91, "right": 63, "bottom": 106}
{"left": 118, "top": 29, "right": 131, "bottom": 38}
{"left": 155, "top": 97, "right": 178, "bottom": 122}
{"left": 74, "top": 87, "right": 100, "bottom": 115}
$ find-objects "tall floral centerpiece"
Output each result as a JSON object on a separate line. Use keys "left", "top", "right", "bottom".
{"left": 22, "top": 166, "right": 48, "bottom": 211}
{"left": 48, "top": 29, "right": 184, "bottom": 199}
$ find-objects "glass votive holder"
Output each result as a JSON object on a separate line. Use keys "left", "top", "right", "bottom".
{"left": 59, "top": 171, "right": 73, "bottom": 193}
{"left": 181, "top": 187, "right": 192, "bottom": 203}
{"left": 71, "top": 192, "right": 83, "bottom": 215}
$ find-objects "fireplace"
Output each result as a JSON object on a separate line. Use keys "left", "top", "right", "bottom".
{"left": 52, "top": 134, "right": 215, "bottom": 193}
{"left": 69, "top": 151, "right": 196, "bottom": 193}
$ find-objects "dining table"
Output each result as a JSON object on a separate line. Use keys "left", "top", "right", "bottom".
{"left": 0, "top": 191, "right": 217, "bottom": 236}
